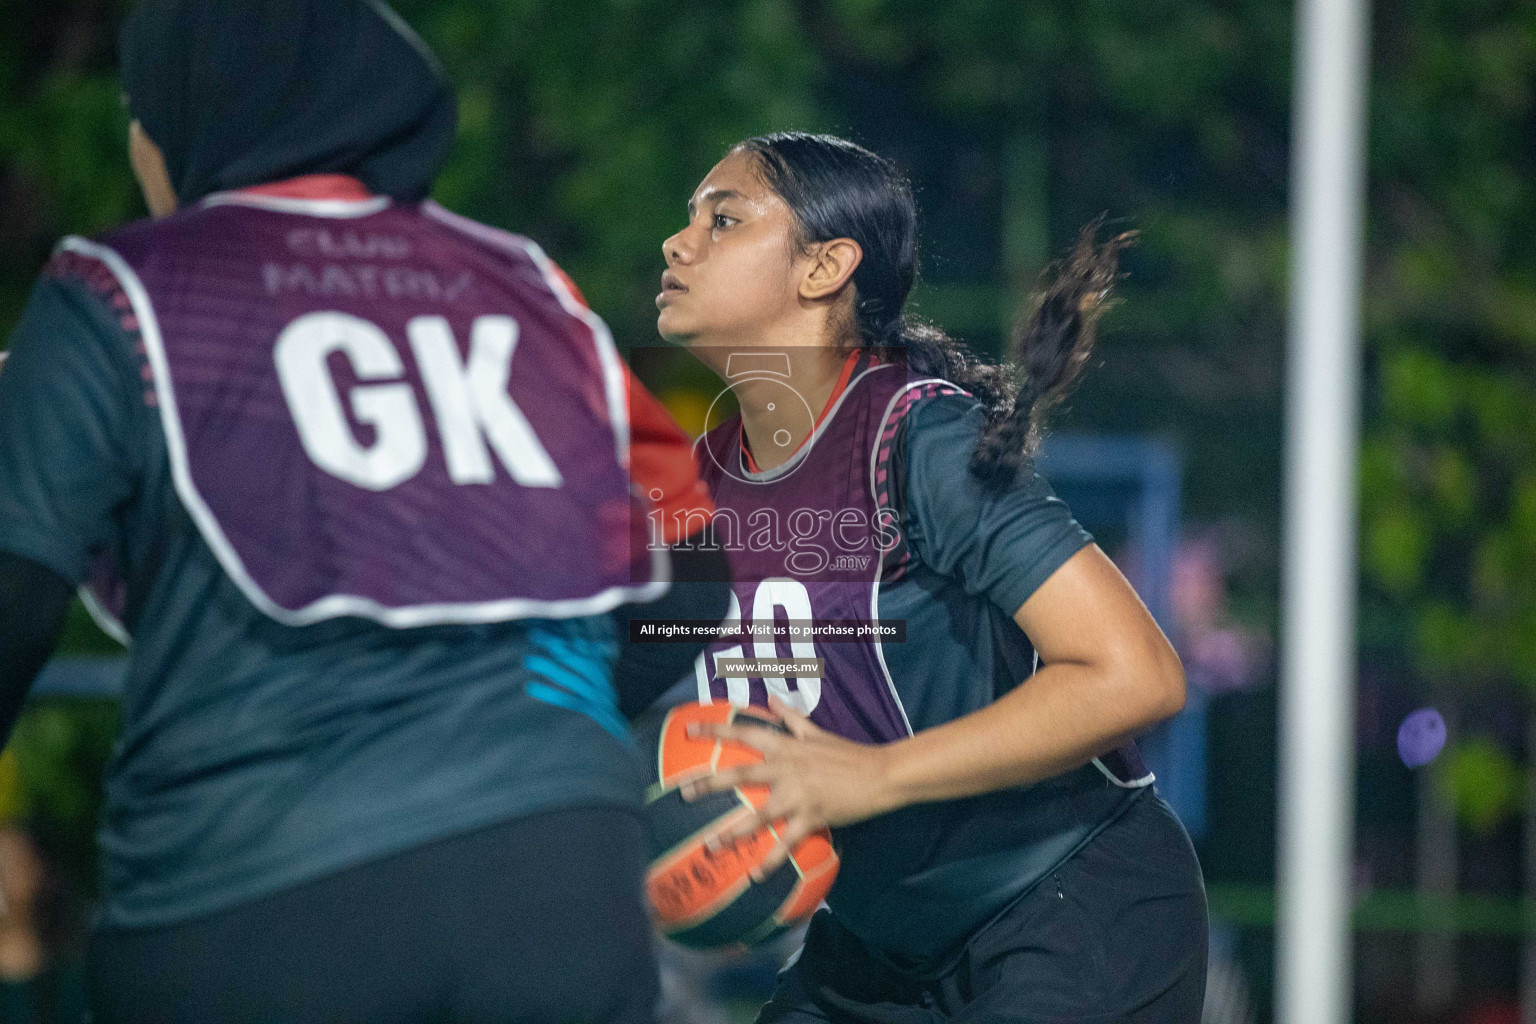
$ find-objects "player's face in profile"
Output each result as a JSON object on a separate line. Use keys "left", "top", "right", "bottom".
{"left": 657, "top": 151, "right": 809, "bottom": 352}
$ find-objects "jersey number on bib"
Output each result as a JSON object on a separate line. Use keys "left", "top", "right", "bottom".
{"left": 694, "top": 578, "right": 822, "bottom": 715}
{"left": 274, "top": 311, "right": 562, "bottom": 492}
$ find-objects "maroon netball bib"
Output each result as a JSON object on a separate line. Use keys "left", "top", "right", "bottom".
{"left": 692, "top": 354, "right": 1150, "bottom": 785}
{"left": 691, "top": 359, "right": 948, "bottom": 744}
{"left": 67, "top": 190, "right": 662, "bottom": 628}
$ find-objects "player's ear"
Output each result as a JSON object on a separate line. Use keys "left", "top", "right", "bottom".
{"left": 798, "top": 238, "right": 862, "bottom": 302}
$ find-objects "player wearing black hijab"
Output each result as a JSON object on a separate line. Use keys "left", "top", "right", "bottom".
{"left": 0, "top": 2, "right": 726, "bottom": 1021}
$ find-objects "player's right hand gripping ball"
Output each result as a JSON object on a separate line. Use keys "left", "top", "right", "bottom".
{"left": 640, "top": 702, "right": 839, "bottom": 949}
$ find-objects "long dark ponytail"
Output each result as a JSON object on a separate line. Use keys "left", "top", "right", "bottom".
{"left": 735, "top": 131, "right": 1134, "bottom": 489}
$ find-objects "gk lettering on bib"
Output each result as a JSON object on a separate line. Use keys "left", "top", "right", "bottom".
{"left": 65, "top": 197, "right": 663, "bottom": 628}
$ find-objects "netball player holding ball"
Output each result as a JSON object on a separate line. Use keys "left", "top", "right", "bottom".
{"left": 654, "top": 133, "right": 1207, "bottom": 1021}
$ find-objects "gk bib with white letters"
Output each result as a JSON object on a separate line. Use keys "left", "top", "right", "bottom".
{"left": 64, "top": 194, "right": 663, "bottom": 629}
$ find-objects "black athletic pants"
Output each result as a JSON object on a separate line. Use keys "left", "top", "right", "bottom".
{"left": 90, "top": 805, "right": 658, "bottom": 1024}
{"left": 760, "top": 790, "right": 1208, "bottom": 1023}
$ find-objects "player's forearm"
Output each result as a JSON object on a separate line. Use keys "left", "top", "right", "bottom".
{"left": 879, "top": 652, "right": 1184, "bottom": 809}
{"left": 0, "top": 552, "right": 72, "bottom": 748}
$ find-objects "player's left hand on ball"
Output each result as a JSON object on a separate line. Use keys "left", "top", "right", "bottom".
{"left": 681, "top": 696, "right": 898, "bottom": 879}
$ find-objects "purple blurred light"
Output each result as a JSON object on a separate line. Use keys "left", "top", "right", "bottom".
{"left": 1397, "top": 708, "right": 1447, "bottom": 769}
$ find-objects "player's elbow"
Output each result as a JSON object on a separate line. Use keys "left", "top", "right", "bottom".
{"left": 1107, "top": 634, "right": 1185, "bottom": 733}
{"left": 1144, "top": 640, "right": 1186, "bottom": 724}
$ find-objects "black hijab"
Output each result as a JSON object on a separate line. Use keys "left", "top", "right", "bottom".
{"left": 119, "top": 0, "right": 457, "bottom": 204}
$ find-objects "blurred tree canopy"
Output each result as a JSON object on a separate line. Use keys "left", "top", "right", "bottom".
{"left": 1360, "top": 0, "right": 1536, "bottom": 696}
{"left": 1, "top": 0, "right": 1535, "bottom": 860}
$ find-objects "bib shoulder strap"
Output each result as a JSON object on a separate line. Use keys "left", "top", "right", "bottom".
{"left": 871, "top": 379, "right": 969, "bottom": 583}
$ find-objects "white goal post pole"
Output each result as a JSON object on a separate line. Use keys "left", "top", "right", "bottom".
{"left": 1277, "top": 0, "right": 1372, "bottom": 1019}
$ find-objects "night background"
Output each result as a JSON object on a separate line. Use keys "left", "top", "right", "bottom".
{"left": 2, "top": 1, "right": 1534, "bottom": 1021}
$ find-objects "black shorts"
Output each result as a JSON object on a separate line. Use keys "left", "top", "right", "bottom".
{"left": 759, "top": 790, "right": 1207, "bottom": 1024}
{"left": 90, "top": 805, "right": 658, "bottom": 1024}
